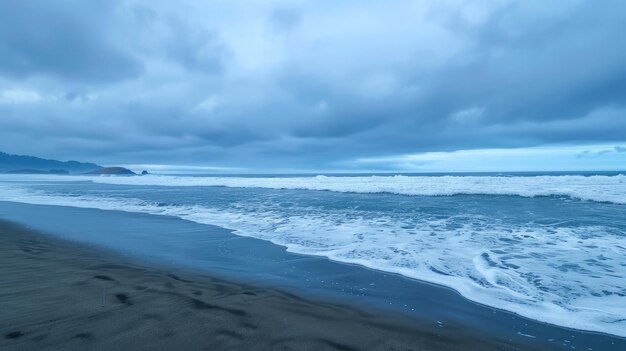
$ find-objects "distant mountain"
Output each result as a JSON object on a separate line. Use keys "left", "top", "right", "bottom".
{"left": 6, "top": 169, "right": 70, "bottom": 175}
{"left": 0, "top": 151, "right": 101, "bottom": 174}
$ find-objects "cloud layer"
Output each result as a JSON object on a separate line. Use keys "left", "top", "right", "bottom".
{"left": 0, "top": 0, "right": 625, "bottom": 170}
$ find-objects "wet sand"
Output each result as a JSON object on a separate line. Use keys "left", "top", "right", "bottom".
{"left": 0, "top": 220, "right": 532, "bottom": 351}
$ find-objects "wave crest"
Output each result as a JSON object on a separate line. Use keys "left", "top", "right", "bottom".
{"left": 80, "top": 174, "right": 626, "bottom": 204}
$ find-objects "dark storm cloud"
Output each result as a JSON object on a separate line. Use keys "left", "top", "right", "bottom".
{"left": 432, "top": 1, "right": 626, "bottom": 125}
{"left": 131, "top": 6, "right": 227, "bottom": 74}
{"left": 0, "top": 0, "right": 625, "bottom": 170}
{"left": 0, "top": 0, "right": 142, "bottom": 83}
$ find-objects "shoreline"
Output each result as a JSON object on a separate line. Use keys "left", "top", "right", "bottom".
{"left": 0, "top": 219, "right": 521, "bottom": 350}
{"left": 0, "top": 201, "right": 624, "bottom": 350}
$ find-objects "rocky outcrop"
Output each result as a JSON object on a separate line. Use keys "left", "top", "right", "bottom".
{"left": 87, "top": 167, "right": 136, "bottom": 175}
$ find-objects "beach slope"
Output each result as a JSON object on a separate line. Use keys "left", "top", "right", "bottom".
{"left": 0, "top": 220, "right": 526, "bottom": 350}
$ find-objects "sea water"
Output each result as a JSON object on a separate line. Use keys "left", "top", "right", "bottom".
{"left": 0, "top": 172, "right": 624, "bottom": 337}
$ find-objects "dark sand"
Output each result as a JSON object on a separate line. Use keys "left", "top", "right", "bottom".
{"left": 0, "top": 220, "right": 535, "bottom": 350}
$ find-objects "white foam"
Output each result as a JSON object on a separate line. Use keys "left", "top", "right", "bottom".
{"left": 24, "top": 173, "right": 626, "bottom": 204}
{"left": 0, "top": 176, "right": 625, "bottom": 338}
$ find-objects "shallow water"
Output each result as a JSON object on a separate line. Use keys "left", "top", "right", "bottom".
{"left": 0, "top": 173, "right": 625, "bottom": 338}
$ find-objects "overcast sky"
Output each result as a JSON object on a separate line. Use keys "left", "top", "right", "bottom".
{"left": 0, "top": 0, "right": 625, "bottom": 172}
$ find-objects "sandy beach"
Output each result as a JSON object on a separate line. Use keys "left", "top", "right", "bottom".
{"left": 0, "top": 220, "right": 529, "bottom": 351}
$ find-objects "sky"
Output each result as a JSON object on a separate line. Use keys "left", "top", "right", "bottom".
{"left": 0, "top": 0, "right": 625, "bottom": 172}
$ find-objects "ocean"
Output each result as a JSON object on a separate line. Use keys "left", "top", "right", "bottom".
{"left": 0, "top": 172, "right": 625, "bottom": 342}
